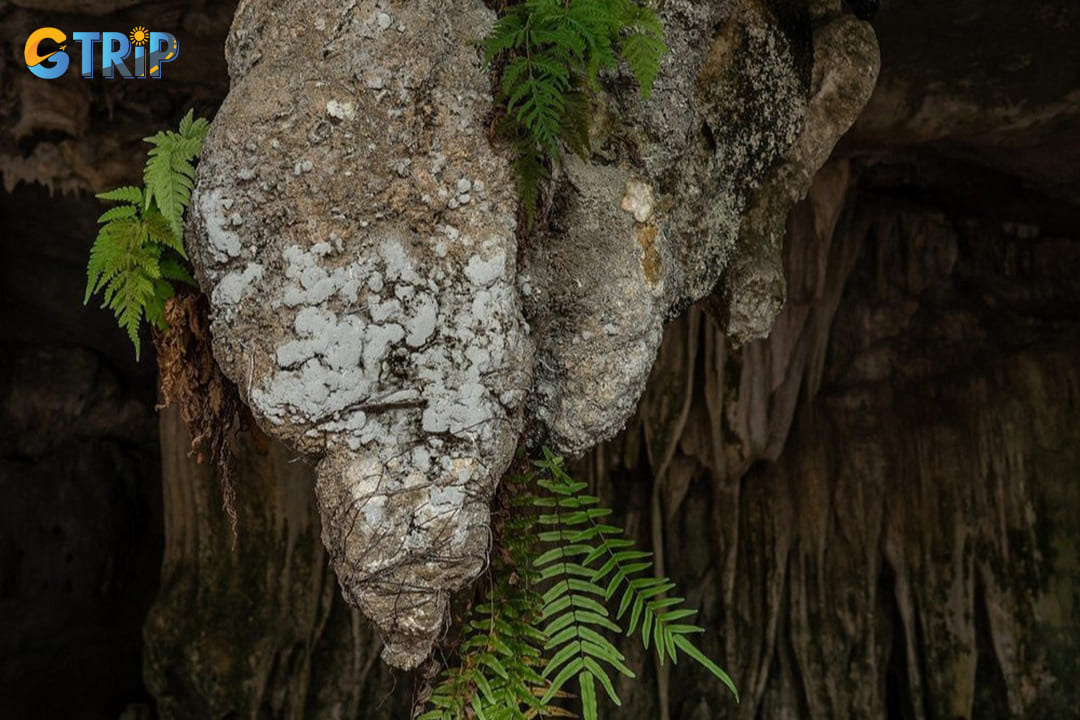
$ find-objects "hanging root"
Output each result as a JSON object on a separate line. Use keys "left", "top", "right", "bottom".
{"left": 154, "top": 289, "right": 254, "bottom": 546}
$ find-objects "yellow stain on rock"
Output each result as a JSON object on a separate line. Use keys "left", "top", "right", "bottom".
{"left": 636, "top": 224, "right": 662, "bottom": 284}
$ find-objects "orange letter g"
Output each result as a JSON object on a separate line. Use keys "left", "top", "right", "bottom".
{"left": 25, "top": 27, "right": 69, "bottom": 79}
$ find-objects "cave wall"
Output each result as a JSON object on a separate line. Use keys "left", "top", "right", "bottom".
{"left": 575, "top": 158, "right": 1080, "bottom": 718}
{"left": 0, "top": 2, "right": 235, "bottom": 718}
{"left": 143, "top": 408, "right": 416, "bottom": 720}
{"left": 0, "top": 0, "right": 1076, "bottom": 718}
{"left": 0, "top": 179, "right": 163, "bottom": 718}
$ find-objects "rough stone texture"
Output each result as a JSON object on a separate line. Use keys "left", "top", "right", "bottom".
{"left": 521, "top": 157, "right": 668, "bottom": 455}
{"left": 188, "top": 0, "right": 532, "bottom": 668}
{"left": 188, "top": 0, "right": 880, "bottom": 666}
{"left": 713, "top": 13, "right": 879, "bottom": 344}
{"left": 573, "top": 160, "right": 1080, "bottom": 718}
{"left": 522, "top": 0, "right": 879, "bottom": 454}
{"left": 144, "top": 408, "right": 415, "bottom": 720}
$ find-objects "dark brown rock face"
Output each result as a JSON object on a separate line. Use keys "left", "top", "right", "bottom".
{"left": 0, "top": 190, "right": 163, "bottom": 719}
{"left": 573, "top": 159, "right": 1080, "bottom": 718}
{"left": 0, "top": 0, "right": 1076, "bottom": 718}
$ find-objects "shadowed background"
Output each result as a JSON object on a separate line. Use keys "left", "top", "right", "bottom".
{"left": 0, "top": 1, "right": 1077, "bottom": 718}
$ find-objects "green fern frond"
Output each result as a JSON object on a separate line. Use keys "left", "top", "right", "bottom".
{"left": 96, "top": 185, "right": 144, "bottom": 204}
{"left": 96, "top": 204, "right": 138, "bottom": 223}
{"left": 513, "top": 136, "right": 549, "bottom": 225}
{"left": 620, "top": 29, "right": 666, "bottom": 98}
{"left": 85, "top": 216, "right": 145, "bottom": 304}
{"left": 422, "top": 473, "right": 554, "bottom": 720}
{"left": 85, "top": 110, "right": 208, "bottom": 359}
{"left": 144, "top": 204, "right": 187, "bottom": 258}
{"left": 144, "top": 108, "right": 209, "bottom": 243}
{"left": 559, "top": 90, "right": 593, "bottom": 159}
{"left": 535, "top": 449, "right": 739, "bottom": 702}
{"left": 160, "top": 253, "right": 197, "bottom": 287}
{"left": 143, "top": 279, "right": 176, "bottom": 334}
{"left": 484, "top": 6, "right": 530, "bottom": 63}
{"left": 485, "top": 0, "right": 668, "bottom": 227}
{"left": 423, "top": 449, "right": 737, "bottom": 719}
{"left": 97, "top": 232, "right": 161, "bottom": 360}
{"left": 178, "top": 108, "right": 210, "bottom": 139}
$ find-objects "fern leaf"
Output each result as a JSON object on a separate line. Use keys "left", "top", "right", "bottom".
{"left": 104, "top": 255, "right": 158, "bottom": 360}
{"left": 144, "top": 205, "right": 187, "bottom": 257}
{"left": 144, "top": 279, "right": 175, "bottom": 331}
{"left": 177, "top": 108, "right": 210, "bottom": 141}
{"left": 579, "top": 671, "right": 597, "bottom": 720}
{"left": 143, "top": 136, "right": 187, "bottom": 241}
{"left": 484, "top": 6, "right": 529, "bottom": 63}
{"left": 487, "top": 0, "right": 666, "bottom": 220}
{"left": 621, "top": 30, "right": 666, "bottom": 98}
{"left": 97, "top": 205, "right": 138, "bottom": 223}
{"left": 85, "top": 220, "right": 128, "bottom": 303}
{"left": 559, "top": 90, "right": 593, "bottom": 158}
{"left": 673, "top": 635, "right": 739, "bottom": 700}
{"left": 533, "top": 449, "right": 738, "bottom": 703}
{"left": 96, "top": 186, "right": 143, "bottom": 204}
{"left": 86, "top": 110, "right": 206, "bottom": 360}
{"left": 161, "top": 253, "right": 197, "bottom": 287}
{"left": 143, "top": 110, "right": 208, "bottom": 243}
{"left": 86, "top": 210, "right": 160, "bottom": 358}
{"left": 513, "top": 138, "right": 548, "bottom": 226}
{"left": 426, "top": 447, "right": 736, "bottom": 720}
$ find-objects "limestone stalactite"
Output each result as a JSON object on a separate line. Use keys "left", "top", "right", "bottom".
{"left": 189, "top": 0, "right": 878, "bottom": 667}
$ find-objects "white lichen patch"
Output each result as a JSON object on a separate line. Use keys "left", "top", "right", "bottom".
{"left": 620, "top": 178, "right": 655, "bottom": 223}
{"left": 464, "top": 247, "right": 507, "bottom": 288}
{"left": 188, "top": 0, "right": 534, "bottom": 672}
{"left": 326, "top": 99, "right": 356, "bottom": 120}
{"left": 405, "top": 293, "right": 438, "bottom": 347}
{"left": 212, "top": 263, "right": 264, "bottom": 316}
{"left": 198, "top": 187, "right": 243, "bottom": 261}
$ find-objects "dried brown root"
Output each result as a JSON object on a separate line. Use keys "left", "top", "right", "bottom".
{"left": 153, "top": 288, "right": 259, "bottom": 546}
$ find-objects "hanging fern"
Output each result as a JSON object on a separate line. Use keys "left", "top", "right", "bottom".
{"left": 484, "top": 0, "right": 668, "bottom": 223}
{"left": 85, "top": 109, "right": 207, "bottom": 359}
{"left": 144, "top": 110, "right": 209, "bottom": 242}
{"left": 421, "top": 477, "right": 553, "bottom": 720}
{"left": 421, "top": 449, "right": 737, "bottom": 719}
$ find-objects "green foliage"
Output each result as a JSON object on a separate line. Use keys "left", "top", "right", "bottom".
{"left": 484, "top": 0, "right": 667, "bottom": 223}
{"left": 144, "top": 110, "right": 210, "bottom": 241}
{"left": 421, "top": 449, "right": 737, "bottom": 720}
{"left": 85, "top": 110, "right": 207, "bottom": 359}
{"left": 421, "top": 492, "right": 552, "bottom": 720}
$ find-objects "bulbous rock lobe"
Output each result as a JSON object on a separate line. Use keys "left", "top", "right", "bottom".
{"left": 189, "top": 0, "right": 879, "bottom": 671}
{"left": 187, "top": 0, "right": 532, "bottom": 668}
{"left": 521, "top": 0, "right": 880, "bottom": 454}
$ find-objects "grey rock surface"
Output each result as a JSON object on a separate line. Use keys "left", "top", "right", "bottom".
{"left": 521, "top": 159, "right": 668, "bottom": 456}
{"left": 523, "top": 0, "right": 879, "bottom": 453}
{"left": 714, "top": 14, "right": 880, "bottom": 344}
{"left": 188, "top": 0, "right": 531, "bottom": 668}
{"left": 189, "top": 0, "right": 878, "bottom": 667}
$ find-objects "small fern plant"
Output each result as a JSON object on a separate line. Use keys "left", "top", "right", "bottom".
{"left": 484, "top": 0, "right": 667, "bottom": 222}
{"left": 421, "top": 448, "right": 737, "bottom": 720}
{"left": 85, "top": 109, "right": 208, "bottom": 359}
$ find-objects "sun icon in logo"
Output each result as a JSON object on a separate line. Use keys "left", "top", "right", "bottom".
{"left": 129, "top": 26, "right": 149, "bottom": 46}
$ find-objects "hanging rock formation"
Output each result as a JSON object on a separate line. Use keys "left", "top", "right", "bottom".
{"left": 188, "top": 0, "right": 532, "bottom": 668}
{"left": 524, "top": 1, "right": 879, "bottom": 454}
{"left": 188, "top": 0, "right": 878, "bottom": 668}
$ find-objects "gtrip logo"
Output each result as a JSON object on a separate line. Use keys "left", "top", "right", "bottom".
{"left": 24, "top": 26, "right": 179, "bottom": 80}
